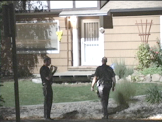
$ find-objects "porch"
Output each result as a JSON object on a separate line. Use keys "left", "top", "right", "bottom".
{"left": 53, "top": 66, "right": 97, "bottom": 83}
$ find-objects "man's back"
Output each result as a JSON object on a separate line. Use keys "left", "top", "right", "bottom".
{"left": 95, "top": 64, "right": 115, "bottom": 82}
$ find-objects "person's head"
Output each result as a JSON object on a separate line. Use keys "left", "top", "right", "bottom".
{"left": 102, "top": 57, "right": 107, "bottom": 64}
{"left": 44, "top": 57, "right": 51, "bottom": 66}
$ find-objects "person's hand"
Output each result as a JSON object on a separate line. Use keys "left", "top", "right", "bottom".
{"left": 50, "top": 65, "right": 54, "bottom": 71}
{"left": 91, "top": 86, "right": 94, "bottom": 91}
{"left": 112, "top": 87, "right": 115, "bottom": 91}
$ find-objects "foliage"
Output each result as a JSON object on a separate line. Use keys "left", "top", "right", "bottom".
{"left": 149, "top": 39, "right": 162, "bottom": 67}
{"left": 136, "top": 39, "right": 162, "bottom": 71}
{"left": 140, "top": 64, "right": 162, "bottom": 75}
{"left": 111, "top": 80, "right": 136, "bottom": 105}
{"left": 113, "top": 59, "right": 134, "bottom": 79}
{"left": 0, "top": 84, "right": 5, "bottom": 106}
{"left": 1, "top": 80, "right": 162, "bottom": 107}
{"left": 136, "top": 43, "right": 152, "bottom": 70}
{"left": 145, "top": 84, "right": 162, "bottom": 104}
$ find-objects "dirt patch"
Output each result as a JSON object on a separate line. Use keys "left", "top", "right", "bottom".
{"left": 0, "top": 95, "right": 162, "bottom": 121}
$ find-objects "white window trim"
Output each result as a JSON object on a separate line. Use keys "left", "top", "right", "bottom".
{"left": 16, "top": 20, "right": 60, "bottom": 54}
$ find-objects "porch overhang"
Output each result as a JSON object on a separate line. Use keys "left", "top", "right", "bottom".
{"left": 15, "top": 11, "right": 61, "bottom": 17}
{"left": 59, "top": 10, "right": 108, "bottom": 17}
{"left": 109, "top": 7, "right": 162, "bottom": 16}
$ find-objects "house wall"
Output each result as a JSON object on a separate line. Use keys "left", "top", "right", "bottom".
{"left": 104, "top": 15, "right": 160, "bottom": 67}
{"left": 35, "top": 17, "right": 72, "bottom": 74}
{"left": 16, "top": 16, "right": 72, "bottom": 74}
{"left": 15, "top": 15, "right": 160, "bottom": 74}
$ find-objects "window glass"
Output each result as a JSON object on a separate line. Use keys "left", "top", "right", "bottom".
{"left": 16, "top": 20, "right": 59, "bottom": 54}
{"left": 50, "top": 1, "right": 73, "bottom": 9}
{"left": 75, "top": 1, "right": 97, "bottom": 8}
{"left": 26, "top": 1, "right": 48, "bottom": 10}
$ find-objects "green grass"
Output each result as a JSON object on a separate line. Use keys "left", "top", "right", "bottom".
{"left": 0, "top": 81, "right": 98, "bottom": 107}
{"left": 1, "top": 81, "right": 162, "bottom": 107}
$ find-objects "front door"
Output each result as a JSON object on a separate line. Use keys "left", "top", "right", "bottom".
{"left": 81, "top": 19, "right": 104, "bottom": 65}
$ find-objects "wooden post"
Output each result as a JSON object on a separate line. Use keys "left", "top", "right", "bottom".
{"left": 67, "top": 17, "right": 69, "bottom": 67}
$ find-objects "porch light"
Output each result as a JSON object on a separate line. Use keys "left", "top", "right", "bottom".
{"left": 68, "top": 16, "right": 77, "bottom": 28}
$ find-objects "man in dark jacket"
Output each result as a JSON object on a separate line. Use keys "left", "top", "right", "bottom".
{"left": 91, "top": 57, "right": 116, "bottom": 119}
{"left": 40, "top": 56, "right": 57, "bottom": 120}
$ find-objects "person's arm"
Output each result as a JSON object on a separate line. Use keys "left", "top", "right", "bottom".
{"left": 91, "top": 76, "right": 97, "bottom": 91}
{"left": 40, "top": 68, "right": 50, "bottom": 85}
{"left": 51, "top": 66, "right": 57, "bottom": 75}
{"left": 112, "top": 76, "right": 116, "bottom": 91}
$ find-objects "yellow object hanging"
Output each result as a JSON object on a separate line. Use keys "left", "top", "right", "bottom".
{"left": 56, "top": 30, "right": 63, "bottom": 41}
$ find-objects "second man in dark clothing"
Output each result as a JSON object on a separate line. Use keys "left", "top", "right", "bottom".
{"left": 91, "top": 57, "right": 116, "bottom": 119}
{"left": 40, "top": 57, "right": 57, "bottom": 120}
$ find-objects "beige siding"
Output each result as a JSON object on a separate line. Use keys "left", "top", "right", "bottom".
{"left": 17, "top": 15, "right": 161, "bottom": 74}
{"left": 17, "top": 16, "right": 72, "bottom": 74}
{"left": 104, "top": 15, "right": 160, "bottom": 67}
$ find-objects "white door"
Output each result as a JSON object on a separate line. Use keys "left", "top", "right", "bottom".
{"left": 81, "top": 19, "right": 104, "bottom": 65}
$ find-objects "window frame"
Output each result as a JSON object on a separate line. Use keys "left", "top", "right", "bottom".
{"left": 49, "top": 1, "right": 101, "bottom": 11}
{"left": 16, "top": 20, "right": 60, "bottom": 54}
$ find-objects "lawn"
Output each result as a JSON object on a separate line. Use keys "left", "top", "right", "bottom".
{"left": 1, "top": 80, "right": 162, "bottom": 107}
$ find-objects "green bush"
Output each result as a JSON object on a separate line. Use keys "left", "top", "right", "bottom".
{"left": 113, "top": 60, "right": 134, "bottom": 79}
{"left": 0, "top": 84, "right": 5, "bottom": 106}
{"left": 136, "top": 43, "right": 152, "bottom": 70}
{"left": 149, "top": 39, "right": 162, "bottom": 67}
{"left": 145, "top": 84, "right": 162, "bottom": 104}
{"left": 111, "top": 80, "right": 136, "bottom": 105}
{"left": 140, "top": 64, "right": 162, "bottom": 75}
{"left": 136, "top": 39, "right": 162, "bottom": 71}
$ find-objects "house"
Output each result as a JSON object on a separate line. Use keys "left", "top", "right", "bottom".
{"left": 15, "top": 1, "right": 162, "bottom": 77}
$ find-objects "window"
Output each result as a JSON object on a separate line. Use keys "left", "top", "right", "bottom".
{"left": 50, "top": 1, "right": 73, "bottom": 9}
{"left": 75, "top": 1, "right": 97, "bottom": 8}
{"left": 26, "top": 1, "right": 48, "bottom": 10}
{"left": 25, "top": 1, "right": 99, "bottom": 10}
{"left": 16, "top": 20, "right": 59, "bottom": 54}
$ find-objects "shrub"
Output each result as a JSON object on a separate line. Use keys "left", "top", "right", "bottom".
{"left": 145, "top": 84, "right": 162, "bottom": 104}
{"left": 136, "top": 43, "right": 152, "bottom": 70}
{"left": 140, "top": 64, "right": 162, "bottom": 75}
{"left": 113, "top": 59, "right": 134, "bottom": 79}
{"left": 111, "top": 80, "right": 136, "bottom": 105}
{"left": 0, "top": 84, "right": 5, "bottom": 106}
{"left": 149, "top": 39, "right": 162, "bottom": 67}
{"left": 136, "top": 39, "right": 162, "bottom": 71}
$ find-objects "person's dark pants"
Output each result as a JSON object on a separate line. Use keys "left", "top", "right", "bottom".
{"left": 43, "top": 84, "right": 53, "bottom": 119}
{"left": 98, "top": 83, "right": 111, "bottom": 118}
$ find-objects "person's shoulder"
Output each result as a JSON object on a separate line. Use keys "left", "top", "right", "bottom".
{"left": 96, "top": 65, "right": 102, "bottom": 69}
{"left": 106, "top": 65, "right": 113, "bottom": 70}
{"left": 40, "top": 65, "right": 47, "bottom": 70}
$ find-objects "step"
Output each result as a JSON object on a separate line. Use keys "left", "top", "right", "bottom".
{"left": 68, "top": 66, "right": 97, "bottom": 71}
{"left": 53, "top": 71, "right": 95, "bottom": 83}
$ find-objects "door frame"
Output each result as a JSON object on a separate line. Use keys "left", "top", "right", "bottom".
{"left": 80, "top": 19, "right": 104, "bottom": 66}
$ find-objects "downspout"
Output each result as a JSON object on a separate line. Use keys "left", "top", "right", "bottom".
{"left": 66, "top": 17, "right": 69, "bottom": 68}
